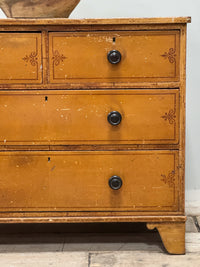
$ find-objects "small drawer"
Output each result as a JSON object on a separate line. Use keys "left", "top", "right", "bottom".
{"left": 0, "top": 89, "right": 179, "bottom": 146}
{"left": 49, "top": 31, "right": 180, "bottom": 85}
{"left": 0, "top": 33, "right": 42, "bottom": 84}
{"left": 0, "top": 151, "right": 179, "bottom": 212}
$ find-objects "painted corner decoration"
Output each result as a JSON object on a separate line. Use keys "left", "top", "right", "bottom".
{"left": 161, "top": 109, "right": 176, "bottom": 124}
{"left": 23, "top": 52, "right": 38, "bottom": 66}
{"left": 161, "top": 48, "right": 176, "bottom": 63}
{"left": 161, "top": 171, "right": 175, "bottom": 187}
{"left": 52, "top": 50, "right": 66, "bottom": 66}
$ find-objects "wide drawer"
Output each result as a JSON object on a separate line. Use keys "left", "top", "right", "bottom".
{"left": 49, "top": 31, "right": 180, "bottom": 84}
{"left": 0, "top": 151, "right": 179, "bottom": 212}
{"left": 0, "top": 90, "right": 179, "bottom": 145}
{"left": 0, "top": 33, "right": 42, "bottom": 84}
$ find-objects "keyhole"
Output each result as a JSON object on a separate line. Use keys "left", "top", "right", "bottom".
{"left": 113, "top": 37, "right": 116, "bottom": 43}
{"left": 48, "top": 157, "right": 51, "bottom": 162}
{"left": 45, "top": 96, "right": 48, "bottom": 102}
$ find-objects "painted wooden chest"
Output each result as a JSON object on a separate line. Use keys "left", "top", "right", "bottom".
{"left": 0, "top": 17, "right": 191, "bottom": 254}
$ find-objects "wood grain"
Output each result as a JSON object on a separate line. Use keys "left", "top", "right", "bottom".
{"left": 178, "top": 25, "right": 187, "bottom": 214}
{"left": 0, "top": 215, "right": 186, "bottom": 224}
{"left": 0, "top": 17, "right": 191, "bottom": 25}
{"left": 0, "top": 0, "right": 80, "bottom": 18}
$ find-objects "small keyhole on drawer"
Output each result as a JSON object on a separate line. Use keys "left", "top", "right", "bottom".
{"left": 45, "top": 96, "right": 48, "bottom": 102}
{"left": 113, "top": 37, "right": 116, "bottom": 43}
{"left": 48, "top": 157, "right": 51, "bottom": 162}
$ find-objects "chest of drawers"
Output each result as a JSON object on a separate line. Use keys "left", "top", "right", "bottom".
{"left": 0, "top": 17, "right": 191, "bottom": 254}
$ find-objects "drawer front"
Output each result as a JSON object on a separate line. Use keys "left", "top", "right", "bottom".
{"left": 49, "top": 31, "right": 180, "bottom": 84}
{"left": 0, "top": 33, "right": 42, "bottom": 84}
{"left": 0, "top": 151, "right": 179, "bottom": 212}
{"left": 0, "top": 90, "right": 179, "bottom": 145}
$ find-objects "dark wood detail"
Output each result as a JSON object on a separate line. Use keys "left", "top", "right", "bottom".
{"left": 52, "top": 50, "right": 66, "bottom": 66}
{"left": 161, "top": 171, "right": 176, "bottom": 187}
{"left": 161, "top": 109, "right": 176, "bottom": 124}
{"left": 161, "top": 48, "right": 176, "bottom": 63}
{"left": 23, "top": 51, "right": 38, "bottom": 66}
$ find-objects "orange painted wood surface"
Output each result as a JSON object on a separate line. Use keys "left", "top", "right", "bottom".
{"left": 0, "top": 151, "right": 179, "bottom": 212}
{"left": 0, "top": 33, "right": 42, "bottom": 83}
{"left": 0, "top": 90, "right": 179, "bottom": 145}
{"left": 49, "top": 31, "right": 180, "bottom": 84}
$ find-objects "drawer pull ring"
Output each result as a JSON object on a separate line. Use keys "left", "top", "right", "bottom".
{"left": 107, "top": 50, "right": 121, "bottom": 64}
{"left": 107, "top": 111, "right": 122, "bottom": 126}
{"left": 109, "top": 176, "right": 123, "bottom": 190}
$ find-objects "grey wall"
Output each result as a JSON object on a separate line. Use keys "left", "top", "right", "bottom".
{"left": 0, "top": 0, "right": 199, "bottom": 201}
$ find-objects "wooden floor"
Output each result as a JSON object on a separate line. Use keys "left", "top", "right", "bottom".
{"left": 0, "top": 208, "right": 199, "bottom": 266}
